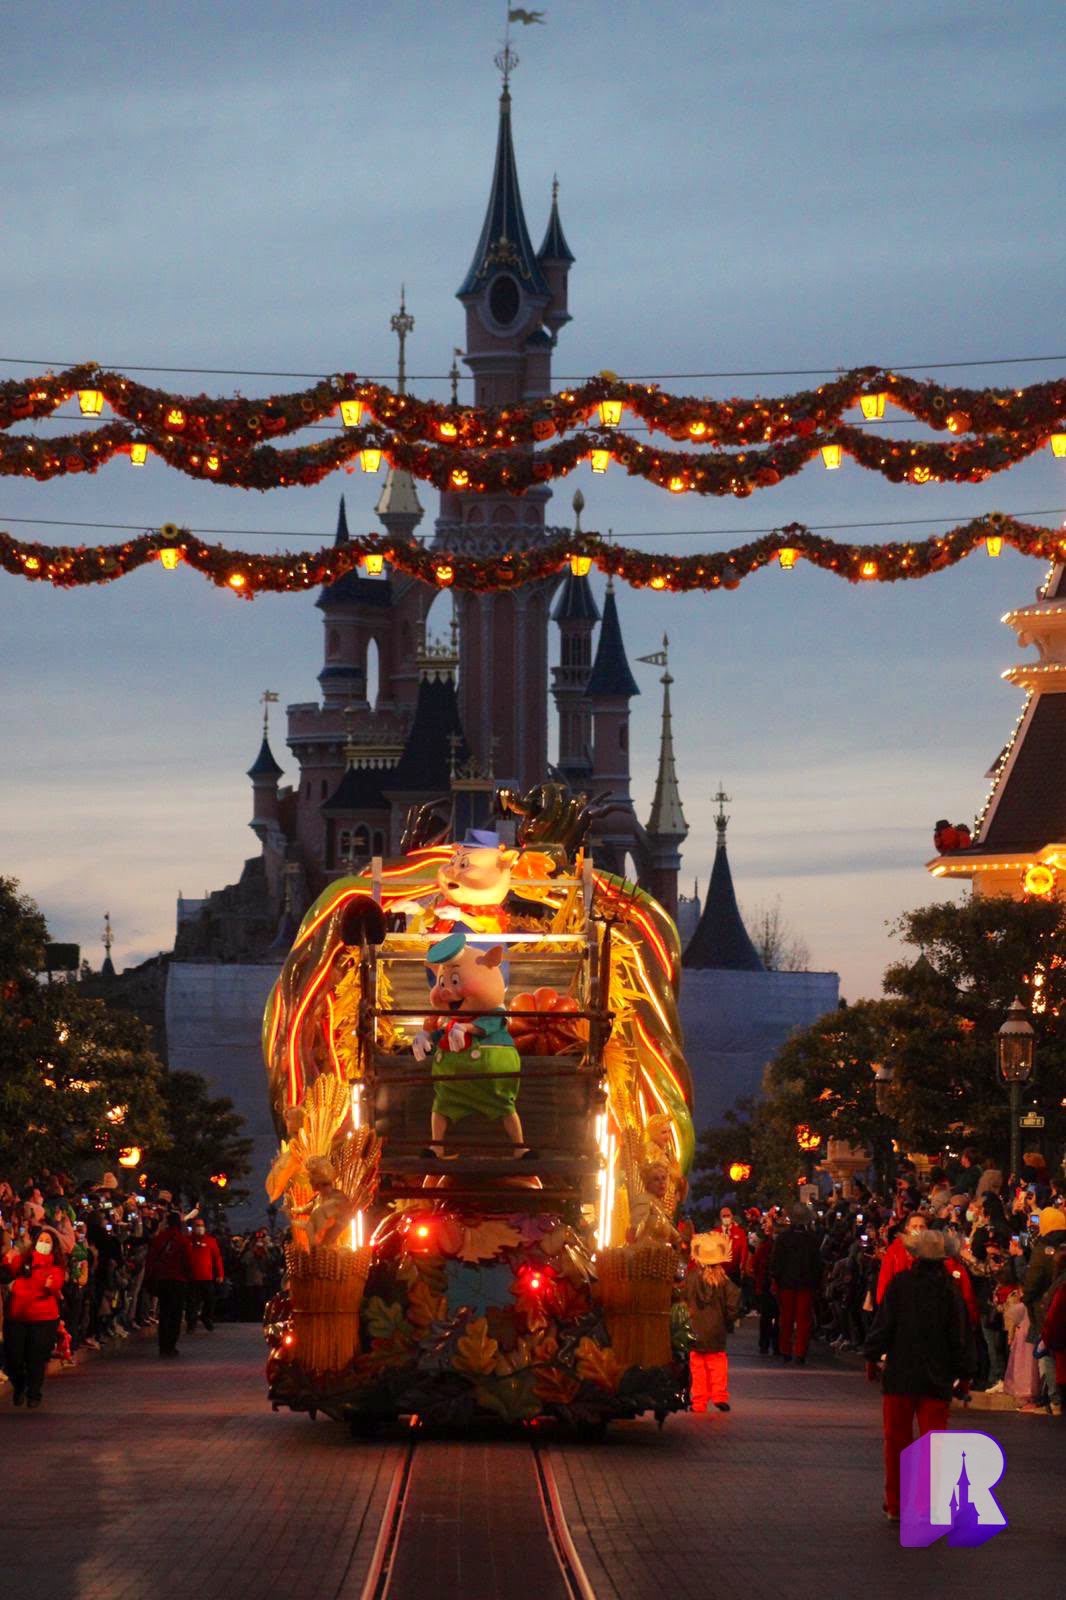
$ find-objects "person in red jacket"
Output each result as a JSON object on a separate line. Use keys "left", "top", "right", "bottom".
{"left": 878, "top": 1215, "right": 979, "bottom": 1330}
{"left": 2, "top": 1227, "right": 65, "bottom": 1408}
{"left": 145, "top": 1212, "right": 191, "bottom": 1358}
{"left": 185, "top": 1220, "right": 225, "bottom": 1333}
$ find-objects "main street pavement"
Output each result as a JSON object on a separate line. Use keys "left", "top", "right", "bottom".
{"left": 0, "top": 1322, "right": 1061, "bottom": 1600}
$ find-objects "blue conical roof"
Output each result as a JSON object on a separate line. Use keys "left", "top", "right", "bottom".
{"left": 682, "top": 840, "right": 764, "bottom": 971}
{"left": 247, "top": 734, "right": 283, "bottom": 781}
{"left": 457, "top": 89, "right": 549, "bottom": 299}
{"left": 537, "top": 188, "right": 575, "bottom": 265}
{"left": 552, "top": 569, "right": 600, "bottom": 623}
{"left": 584, "top": 587, "right": 639, "bottom": 699}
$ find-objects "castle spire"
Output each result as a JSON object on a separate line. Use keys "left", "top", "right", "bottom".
{"left": 457, "top": 74, "right": 549, "bottom": 300}
{"left": 645, "top": 635, "right": 688, "bottom": 843}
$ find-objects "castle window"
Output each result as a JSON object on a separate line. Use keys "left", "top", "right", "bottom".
{"left": 619, "top": 724, "right": 628, "bottom": 752}
{"left": 321, "top": 778, "right": 328, "bottom": 798}
{"left": 336, "top": 828, "right": 351, "bottom": 866}
{"left": 488, "top": 273, "right": 520, "bottom": 327}
{"left": 327, "top": 627, "right": 340, "bottom": 659}
{"left": 373, "top": 830, "right": 385, "bottom": 856}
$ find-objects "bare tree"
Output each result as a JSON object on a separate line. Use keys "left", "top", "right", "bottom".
{"left": 744, "top": 897, "right": 811, "bottom": 971}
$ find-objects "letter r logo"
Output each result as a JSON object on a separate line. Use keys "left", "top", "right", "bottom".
{"left": 900, "top": 1431, "right": 1008, "bottom": 1548}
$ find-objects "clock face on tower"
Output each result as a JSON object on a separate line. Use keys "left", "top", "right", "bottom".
{"left": 488, "top": 272, "right": 521, "bottom": 328}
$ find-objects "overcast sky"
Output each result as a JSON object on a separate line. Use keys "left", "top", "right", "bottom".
{"left": 2, "top": 0, "right": 1064, "bottom": 998}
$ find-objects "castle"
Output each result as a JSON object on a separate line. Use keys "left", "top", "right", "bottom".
{"left": 176, "top": 69, "right": 689, "bottom": 965}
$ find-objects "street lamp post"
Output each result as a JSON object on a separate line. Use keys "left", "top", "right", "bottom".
{"left": 997, "top": 997, "right": 1035, "bottom": 1183}
{"left": 872, "top": 1062, "right": 897, "bottom": 1195}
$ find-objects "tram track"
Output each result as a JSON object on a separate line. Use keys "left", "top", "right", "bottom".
{"left": 357, "top": 1432, "right": 597, "bottom": 1600}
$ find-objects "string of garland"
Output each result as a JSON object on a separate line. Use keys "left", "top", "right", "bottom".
{"left": 1, "top": 513, "right": 1059, "bottom": 599}
{"left": 0, "top": 414, "right": 1056, "bottom": 495}
{"left": 4, "top": 364, "right": 1064, "bottom": 448}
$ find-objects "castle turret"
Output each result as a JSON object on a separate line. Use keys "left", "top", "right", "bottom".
{"left": 682, "top": 788, "right": 764, "bottom": 971}
{"left": 439, "top": 60, "right": 567, "bottom": 790}
{"left": 552, "top": 491, "right": 599, "bottom": 782}
{"left": 537, "top": 176, "right": 575, "bottom": 340}
{"left": 643, "top": 635, "right": 688, "bottom": 917}
{"left": 585, "top": 578, "right": 639, "bottom": 873}
{"left": 247, "top": 718, "right": 284, "bottom": 840}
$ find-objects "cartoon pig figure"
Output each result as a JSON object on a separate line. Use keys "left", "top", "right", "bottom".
{"left": 432, "top": 842, "right": 519, "bottom": 931}
{"left": 411, "top": 930, "right": 526, "bottom": 1159}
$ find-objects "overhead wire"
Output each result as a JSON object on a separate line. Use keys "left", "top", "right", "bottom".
{"left": 0, "top": 353, "right": 1063, "bottom": 382}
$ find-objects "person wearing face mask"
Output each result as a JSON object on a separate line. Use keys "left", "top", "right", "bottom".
{"left": 2, "top": 1226, "right": 66, "bottom": 1408}
{"left": 185, "top": 1219, "right": 225, "bottom": 1333}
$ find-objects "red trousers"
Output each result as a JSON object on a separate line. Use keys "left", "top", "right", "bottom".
{"left": 881, "top": 1393, "right": 950, "bottom": 1517}
{"left": 777, "top": 1287, "right": 813, "bottom": 1358}
{"left": 690, "top": 1350, "right": 729, "bottom": 1411}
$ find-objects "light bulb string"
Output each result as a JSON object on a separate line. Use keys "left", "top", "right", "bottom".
{"left": 1, "top": 511, "right": 1057, "bottom": 598}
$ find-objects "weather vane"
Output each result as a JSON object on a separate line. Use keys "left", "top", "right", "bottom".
{"left": 498, "top": 7, "right": 546, "bottom": 86}
{"left": 261, "top": 689, "right": 278, "bottom": 736}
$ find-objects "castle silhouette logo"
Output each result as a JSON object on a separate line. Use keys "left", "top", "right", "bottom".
{"left": 900, "top": 1432, "right": 1008, "bottom": 1548}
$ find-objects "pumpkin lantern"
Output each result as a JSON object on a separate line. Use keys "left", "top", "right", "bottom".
{"left": 509, "top": 988, "right": 587, "bottom": 1056}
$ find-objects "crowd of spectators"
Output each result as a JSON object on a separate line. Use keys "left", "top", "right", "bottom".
{"left": 1, "top": 1169, "right": 285, "bottom": 1393}
{"left": 706, "top": 1149, "right": 1066, "bottom": 1415}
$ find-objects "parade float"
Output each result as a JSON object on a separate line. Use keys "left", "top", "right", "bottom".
{"left": 260, "top": 785, "right": 695, "bottom": 1433}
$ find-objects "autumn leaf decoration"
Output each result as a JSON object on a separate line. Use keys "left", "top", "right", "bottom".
{"left": 455, "top": 1316, "right": 500, "bottom": 1376}
{"left": 575, "top": 1337, "right": 624, "bottom": 1394}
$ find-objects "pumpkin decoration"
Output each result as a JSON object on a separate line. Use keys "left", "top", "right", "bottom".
{"left": 509, "top": 988, "right": 587, "bottom": 1056}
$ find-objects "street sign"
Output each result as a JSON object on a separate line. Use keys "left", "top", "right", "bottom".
{"left": 1019, "top": 1112, "right": 1045, "bottom": 1128}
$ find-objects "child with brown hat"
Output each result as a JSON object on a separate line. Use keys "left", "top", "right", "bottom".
{"left": 683, "top": 1232, "right": 742, "bottom": 1413}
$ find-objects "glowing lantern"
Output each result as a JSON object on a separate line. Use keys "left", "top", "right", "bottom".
{"left": 339, "top": 399, "right": 365, "bottom": 427}
{"left": 1051, "top": 434, "right": 1066, "bottom": 458}
{"left": 1023, "top": 862, "right": 1057, "bottom": 897}
{"left": 795, "top": 1125, "right": 821, "bottom": 1152}
{"left": 649, "top": 575, "right": 668, "bottom": 589}
{"left": 688, "top": 419, "right": 709, "bottom": 439}
{"left": 821, "top": 443, "right": 843, "bottom": 470}
{"left": 911, "top": 464, "right": 932, "bottom": 484}
{"left": 117, "top": 1146, "right": 142, "bottom": 1167}
{"left": 860, "top": 392, "right": 886, "bottom": 420}
{"left": 24, "top": 555, "right": 41, "bottom": 572}
{"left": 727, "top": 1160, "right": 752, "bottom": 1184}
{"left": 590, "top": 449, "right": 611, "bottom": 473}
{"left": 78, "top": 388, "right": 104, "bottom": 416}
{"left": 985, "top": 535, "right": 1003, "bottom": 558}
{"left": 434, "top": 564, "right": 455, "bottom": 587}
{"left": 359, "top": 448, "right": 382, "bottom": 473}
{"left": 450, "top": 468, "right": 469, "bottom": 488}
{"left": 438, "top": 420, "right": 459, "bottom": 440}
{"left": 946, "top": 411, "right": 971, "bottom": 434}
{"left": 209, "top": 1172, "right": 229, "bottom": 1188}
{"left": 569, "top": 554, "right": 593, "bottom": 577}
{"left": 598, "top": 398, "right": 623, "bottom": 427}
{"left": 227, "top": 571, "right": 248, "bottom": 591}
{"left": 667, "top": 476, "right": 687, "bottom": 493}
{"left": 157, "top": 545, "right": 182, "bottom": 571}
{"left": 165, "top": 408, "right": 186, "bottom": 428}
{"left": 205, "top": 454, "right": 220, "bottom": 473}
{"left": 363, "top": 552, "right": 386, "bottom": 576}
{"left": 778, "top": 547, "right": 799, "bottom": 570}
{"left": 860, "top": 560, "right": 878, "bottom": 579}
{"left": 129, "top": 442, "right": 149, "bottom": 466}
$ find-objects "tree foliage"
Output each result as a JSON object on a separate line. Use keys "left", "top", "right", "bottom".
{"left": 153, "top": 1071, "right": 252, "bottom": 1204}
{"left": 691, "top": 894, "right": 1066, "bottom": 1200}
{"left": 0, "top": 877, "right": 250, "bottom": 1199}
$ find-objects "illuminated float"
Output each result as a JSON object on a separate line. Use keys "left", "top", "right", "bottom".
{"left": 261, "top": 785, "right": 695, "bottom": 1432}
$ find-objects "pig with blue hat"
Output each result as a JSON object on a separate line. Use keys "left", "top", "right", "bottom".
{"left": 412, "top": 929, "right": 528, "bottom": 1159}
